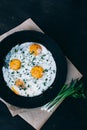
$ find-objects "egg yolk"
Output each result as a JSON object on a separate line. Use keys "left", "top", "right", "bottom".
{"left": 29, "top": 44, "right": 42, "bottom": 56}
{"left": 31, "top": 66, "right": 44, "bottom": 79}
{"left": 9, "top": 59, "right": 21, "bottom": 70}
{"left": 15, "top": 79, "right": 24, "bottom": 87}
{"left": 11, "top": 86, "right": 19, "bottom": 95}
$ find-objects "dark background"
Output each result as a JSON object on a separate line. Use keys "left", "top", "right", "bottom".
{"left": 0, "top": 0, "right": 87, "bottom": 130}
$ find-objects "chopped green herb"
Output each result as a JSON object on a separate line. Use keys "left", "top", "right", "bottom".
{"left": 43, "top": 54, "right": 46, "bottom": 57}
{"left": 11, "top": 72, "right": 14, "bottom": 74}
{"left": 32, "top": 62, "right": 35, "bottom": 66}
{"left": 43, "top": 82, "right": 46, "bottom": 86}
{"left": 30, "top": 51, "right": 34, "bottom": 55}
{"left": 19, "top": 87, "right": 22, "bottom": 90}
{"left": 41, "top": 57, "right": 43, "bottom": 60}
{"left": 23, "top": 88, "right": 27, "bottom": 91}
{"left": 15, "top": 49, "right": 18, "bottom": 52}
{"left": 53, "top": 70, "right": 56, "bottom": 73}
{"left": 4, "top": 62, "right": 8, "bottom": 68}
{"left": 44, "top": 69, "right": 48, "bottom": 72}
{"left": 23, "top": 79, "right": 26, "bottom": 83}
{"left": 34, "top": 81, "right": 37, "bottom": 84}
{"left": 32, "top": 57, "right": 36, "bottom": 61}
{"left": 27, "top": 94, "right": 29, "bottom": 97}
{"left": 45, "top": 78, "right": 48, "bottom": 81}
{"left": 28, "top": 85, "right": 30, "bottom": 87}
{"left": 42, "top": 89, "right": 45, "bottom": 92}
{"left": 41, "top": 54, "right": 46, "bottom": 60}
{"left": 22, "top": 65, "right": 24, "bottom": 67}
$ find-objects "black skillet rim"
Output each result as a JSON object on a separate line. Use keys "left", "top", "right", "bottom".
{"left": 0, "top": 30, "right": 67, "bottom": 108}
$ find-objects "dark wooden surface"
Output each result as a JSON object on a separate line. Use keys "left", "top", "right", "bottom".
{"left": 0, "top": 0, "right": 87, "bottom": 130}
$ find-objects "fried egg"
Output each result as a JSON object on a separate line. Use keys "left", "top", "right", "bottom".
{"left": 2, "top": 42, "right": 57, "bottom": 97}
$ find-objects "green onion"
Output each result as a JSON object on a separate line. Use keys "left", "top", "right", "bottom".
{"left": 41, "top": 79, "right": 86, "bottom": 112}
{"left": 41, "top": 54, "right": 46, "bottom": 59}
{"left": 43, "top": 82, "right": 46, "bottom": 86}
{"left": 30, "top": 51, "right": 34, "bottom": 55}
{"left": 32, "top": 57, "right": 36, "bottom": 61}
{"left": 53, "top": 70, "right": 56, "bottom": 73}
{"left": 15, "top": 49, "right": 18, "bottom": 52}
{"left": 44, "top": 69, "right": 48, "bottom": 72}
{"left": 23, "top": 88, "right": 27, "bottom": 91}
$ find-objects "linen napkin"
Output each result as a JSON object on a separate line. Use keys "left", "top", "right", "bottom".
{"left": 0, "top": 18, "right": 82, "bottom": 130}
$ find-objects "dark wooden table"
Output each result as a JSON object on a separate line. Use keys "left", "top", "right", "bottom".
{"left": 0, "top": 0, "right": 87, "bottom": 130}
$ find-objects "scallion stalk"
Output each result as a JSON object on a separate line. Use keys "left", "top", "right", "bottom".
{"left": 41, "top": 79, "right": 86, "bottom": 112}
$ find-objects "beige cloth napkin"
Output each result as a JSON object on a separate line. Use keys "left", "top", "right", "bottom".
{"left": 0, "top": 18, "right": 82, "bottom": 130}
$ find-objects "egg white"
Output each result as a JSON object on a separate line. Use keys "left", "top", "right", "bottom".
{"left": 2, "top": 42, "right": 57, "bottom": 97}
